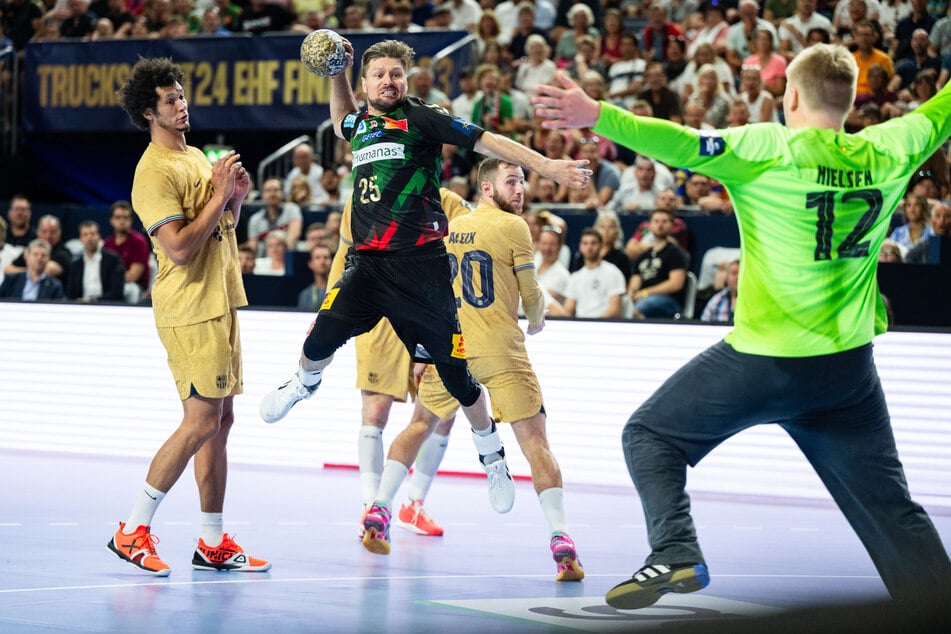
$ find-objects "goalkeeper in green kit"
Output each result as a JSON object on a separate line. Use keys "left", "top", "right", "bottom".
{"left": 533, "top": 43, "right": 951, "bottom": 609}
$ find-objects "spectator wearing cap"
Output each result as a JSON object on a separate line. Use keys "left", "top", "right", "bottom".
{"left": 642, "top": 4, "right": 686, "bottom": 62}
{"left": 687, "top": 0, "right": 731, "bottom": 58}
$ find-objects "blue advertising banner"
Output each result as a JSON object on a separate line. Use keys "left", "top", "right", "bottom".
{"left": 23, "top": 31, "right": 475, "bottom": 133}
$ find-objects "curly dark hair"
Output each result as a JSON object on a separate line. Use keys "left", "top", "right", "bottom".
{"left": 117, "top": 57, "right": 185, "bottom": 131}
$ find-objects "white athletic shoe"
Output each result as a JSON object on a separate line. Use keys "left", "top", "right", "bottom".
{"left": 259, "top": 373, "right": 318, "bottom": 423}
{"left": 482, "top": 455, "right": 515, "bottom": 513}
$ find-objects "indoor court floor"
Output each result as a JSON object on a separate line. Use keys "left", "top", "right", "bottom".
{"left": 1, "top": 450, "right": 949, "bottom": 633}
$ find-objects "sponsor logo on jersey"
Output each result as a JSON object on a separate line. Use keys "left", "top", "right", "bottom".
{"left": 320, "top": 287, "right": 340, "bottom": 311}
{"left": 344, "top": 113, "right": 358, "bottom": 129}
{"left": 381, "top": 116, "right": 408, "bottom": 131}
{"left": 361, "top": 130, "right": 383, "bottom": 143}
{"left": 355, "top": 119, "right": 368, "bottom": 134}
{"left": 698, "top": 131, "right": 725, "bottom": 156}
{"left": 352, "top": 142, "right": 406, "bottom": 166}
{"left": 451, "top": 333, "right": 466, "bottom": 359}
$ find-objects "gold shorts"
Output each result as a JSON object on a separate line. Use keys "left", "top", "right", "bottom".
{"left": 418, "top": 355, "right": 542, "bottom": 423}
{"left": 354, "top": 318, "right": 415, "bottom": 402}
{"left": 157, "top": 309, "right": 243, "bottom": 401}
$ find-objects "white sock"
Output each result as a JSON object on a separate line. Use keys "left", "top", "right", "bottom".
{"left": 200, "top": 512, "right": 224, "bottom": 546}
{"left": 358, "top": 425, "right": 384, "bottom": 506}
{"left": 538, "top": 487, "right": 568, "bottom": 534}
{"left": 297, "top": 365, "right": 323, "bottom": 387}
{"left": 471, "top": 421, "right": 502, "bottom": 464}
{"left": 407, "top": 432, "right": 449, "bottom": 502}
{"left": 374, "top": 460, "right": 409, "bottom": 510}
{"left": 124, "top": 482, "right": 166, "bottom": 533}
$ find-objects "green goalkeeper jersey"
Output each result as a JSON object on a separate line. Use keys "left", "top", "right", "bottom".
{"left": 594, "top": 86, "right": 951, "bottom": 356}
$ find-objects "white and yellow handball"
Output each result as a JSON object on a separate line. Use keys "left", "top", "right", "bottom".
{"left": 300, "top": 29, "right": 347, "bottom": 77}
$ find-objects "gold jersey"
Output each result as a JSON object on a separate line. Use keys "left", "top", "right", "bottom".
{"left": 131, "top": 143, "right": 246, "bottom": 327}
{"left": 445, "top": 202, "right": 537, "bottom": 360}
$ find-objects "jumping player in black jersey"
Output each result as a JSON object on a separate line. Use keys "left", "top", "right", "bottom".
{"left": 261, "top": 38, "right": 592, "bottom": 534}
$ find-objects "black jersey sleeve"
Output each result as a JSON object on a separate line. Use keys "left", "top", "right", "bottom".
{"left": 405, "top": 97, "right": 485, "bottom": 152}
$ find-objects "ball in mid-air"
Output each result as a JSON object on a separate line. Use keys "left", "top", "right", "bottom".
{"left": 300, "top": 29, "right": 347, "bottom": 77}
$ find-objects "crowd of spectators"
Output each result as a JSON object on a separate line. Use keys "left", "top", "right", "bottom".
{"left": 3, "top": 0, "right": 950, "bottom": 319}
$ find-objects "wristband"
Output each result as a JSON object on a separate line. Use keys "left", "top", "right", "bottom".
{"left": 642, "top": 289, "right": 650, "bottom": 297}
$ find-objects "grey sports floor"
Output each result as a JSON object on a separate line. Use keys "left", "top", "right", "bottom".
{"left": 1, "top": 450, "right": 949, "bottom": 633}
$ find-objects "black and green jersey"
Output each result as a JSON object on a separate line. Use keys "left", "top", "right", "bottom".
{"left": 594, "top": 83, "right": 951, "bottom": 357}
{"left": 341, "top": 97, "right": 484, "bottom": 252}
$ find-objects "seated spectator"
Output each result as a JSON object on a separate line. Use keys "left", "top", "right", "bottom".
{"left": 696, "top": 245, "right": 742, "bottom": 296}
{"left": 447, "top": 175, "right": 471, "bottom": 201}
{"left": 905, "top": 201, "right": 951, "bottom": 263}
{"left": 612, "top": 157, "right": 670, "bottom": 214}
{"left": 627, "top": 209, "right": 689, "bottom": 319}
{"left": 679, "top": 171, "right": 733, "bottom": 213}
{"left": 508, "top": 2, "right": 554, "bottom": 64}
{"left": 316, "top": 168, "right": 345, "bottom": 207}
{"left": 91, "top": 0, "right": 135, "bottom": 35}
{"left": 103, "top": 200, "right": 151, "bottom": 303}
{"left": 254, "top": 230, "right": 287, "bottom": 276}
{"left": 554, "top": 3, "right": 599, "bottom": 68}
{"left": 297, "top": 243, "right": 332, "bottom": 311}
{"left": 472, "top": 64, "right": 516, "bottom": 137}
{"left": 237, "top": 0, "right": 297, "bottom": 34}
{"left": 683, "top": 101, "right": 717, "bottom": 130}
{"left": 4, "top": 214, "right": 71, "bottom": 285}
{"left": 211, "top": 0, "right": 242, "bottom": 31}
{"left": 342, "top": 4, "right": 370, "bottom": 30}
{"left": 238, "top": 243, "right": 256, "bottom": 274}
{"left": 382, "top": 0, "right": 411, "bottom": 31}
{"left": 853, "top": 20, "right": 895, "bottom": 97}
{"left": 638, "top": 62, "right": 684, "bottom": 123}
{"left": 525, "top": 208, "right": 570, "bottom": 268}
{"left": 300, "top": 221, "right": 329, "bottom": 252}
{"left": 700, "top": 258, "right": 739, "bottom": 323}
{"left": 451, "top": 66, "right": 481, "bottom": 120}
{"left": 289, "top": 175, "right": 314, "bottom": 206}
{"left": 727, "top": 1, "right": 780, "bottom": 73}
{"left": 247, "top": 177, "right": 303, "bottom": 256}
{"left": 4, "top": 195, "right": 36, "bottom": 248}
{"left": 571, "top": 211, "right": 632, "bottom": 281}
{"left": 737, "top": 64, "right": 777, "bottom": 123}
{"left": 535, "top": 225, "right": 570, "bottom": 303}
{"left": 324, "top": 210, "right": 342, "bottom": 249}
{"left": 890, "top": 192, "right": 934, "bottom": 253}
{"left": 679, "top": 42, "right": 735, "bottom": 102}
{"left": 563, "top": 227, "right": 626, "bottom": 318}
{"left": 514, "top": 34, "right": 557, "bottom": 95}
{"left": 726, "top": 98, "right": 752, "bottom": 126}
{"left": 143, "top": 0, "right": 172, "bottom": 34}
{"left": 67, "top": 220, "right": 126, "bottom": 302}
{"left": 607, "top": 33, "right": 646, "bottom": 109}
{"left": 878, "top": 238, "right": 905, "bottom": 263}
{"left": 526, "top": 130, "right": 571, "bottom": 202}
{"left": 851, "top": 63, "right": 900, "bottom": 122}
{"left": 624, "top": 188, "right": 691, "bottom": 261}
{"left": 685, "top": 63, "right": 732, "bottom": 128}
{"left": 890, "top": 28, "right": 941, "bottom": 91}
{"left": 687, "top": 0, "right": 730, "bottom": 59}
{"left": 0, "top": 239, "right": 66, "bottom": 301}
{"left": 198, "top": 6, "right": 232, "bottom": 36}
{"left": 0, "top": 217, "right": 23, "bottom": 287}
{"left": 563, "top": 34, "right": 607, "bottom": 80}
{"left": 60, "top": 0, "right": 97, "bottom": 38}
{"left": 779, "top": 0, "right": 833, "bottom": 61}
{"left": 409, "top": 66, "right": 451, "bottom": 109}
{"left": 284, "top": 142, "right": 326, "bottom": 203}
{"left": 575, "top": 131, "right": 621, "bottom": 208}
{"left": 641, "top": 4, "right": 686, "bottom": 63}
{"left": 741, "top": 28, "right": 787, "bottom": 99}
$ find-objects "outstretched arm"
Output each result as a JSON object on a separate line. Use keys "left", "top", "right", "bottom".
{"left": 330, "top": 37, "right": 358, "bottom": 139}
{"left": 473, "top": 131, "right": 592, "bottom": 188}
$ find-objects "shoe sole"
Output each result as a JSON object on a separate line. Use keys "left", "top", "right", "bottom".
{"left": 362, "top": 527, "right": 390, "bottom": 555}
{"left": 605, "top": 566, "right": 709, "bottom": 610}
{"left": 106, "top": 538, "right": 171, "bottom": 577}
{"left": 395, "top": 518, "right": 444, "bottom": 536}
{"left": 555, "top": 557, "right": 585, "bottom": 582}
{"left": 191, "top": 562, "right": 272, "bottom": 572}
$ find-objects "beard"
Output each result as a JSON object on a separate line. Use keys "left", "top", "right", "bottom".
{"left": 368, "top": 94, "right": 403, "bottom": 113}
{"left": 491, "top": 191, "right": 522, "bottom": 215}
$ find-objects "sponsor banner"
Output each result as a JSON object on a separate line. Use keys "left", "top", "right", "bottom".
{"left": 351, "top": 141, "right": 405, "bottom": 166}
{"left": 23, "top": 31, "right": 474, "bottom": 132}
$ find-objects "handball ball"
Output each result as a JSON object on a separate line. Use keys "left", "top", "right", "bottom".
{"left": 300, "top": 29, "right": 347, "bottom": 77}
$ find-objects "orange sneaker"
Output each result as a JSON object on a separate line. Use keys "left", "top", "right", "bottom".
{"left": 192, "top": 534, "right": 271, "bottom": 572}
{"left": 107, "top": 522, "right": 171, "bottom": 576}
{"left": 396, "top": 500, "right": 444, "bottom": 536}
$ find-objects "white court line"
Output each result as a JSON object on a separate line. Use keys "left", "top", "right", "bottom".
{"left": 0, "top": 572, "right": 881, "bottom": 595}
{"left": 733, "top": 525, "right": 763, "bottom": 530}
{"left": 0, "top": 523, "right": 23, "bottom": 527}
{"left": 48, "top": 522, "right": 79, "bottom": 526}
{"left": 790, "top": 527, "right": 821, "bottom": 532}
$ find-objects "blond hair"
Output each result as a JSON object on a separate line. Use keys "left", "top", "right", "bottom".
{"left": 786, "top": 44, "right": 857, "bottom": 117}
